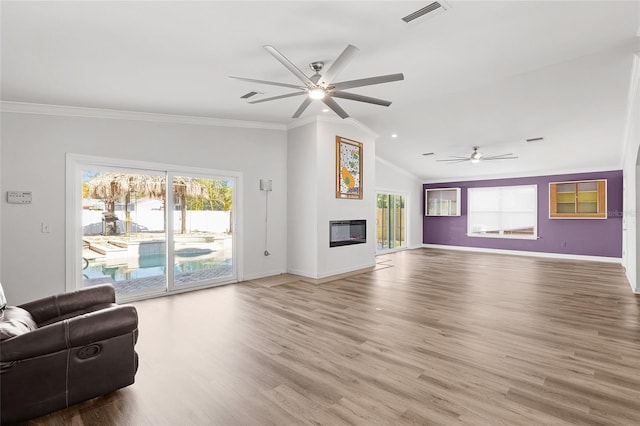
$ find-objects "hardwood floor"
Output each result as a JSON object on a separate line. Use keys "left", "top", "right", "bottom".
{"left": 21, "top": 249, "right": 640, "bottom": 425}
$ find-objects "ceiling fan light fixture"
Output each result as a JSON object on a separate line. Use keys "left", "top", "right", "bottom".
{"left": 437, "top": 145, "right": 517, "bottom": 164}
{"left": 470, "top": 147, "right": 482, "bottom": 163}
{"left": 308, "top": 88, "right": 325, "bottom": 100}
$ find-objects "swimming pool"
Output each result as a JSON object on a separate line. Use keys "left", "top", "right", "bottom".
{"left": 83, "top": 252, "right": 232, "bottom": 283}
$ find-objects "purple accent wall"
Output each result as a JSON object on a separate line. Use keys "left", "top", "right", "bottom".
{"left": 423, "top": 170, "right": 622, "bottom": 258}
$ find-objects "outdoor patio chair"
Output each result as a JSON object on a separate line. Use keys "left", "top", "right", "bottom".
{"left": 0, "top": 283, "right": 139, "bottom": 424}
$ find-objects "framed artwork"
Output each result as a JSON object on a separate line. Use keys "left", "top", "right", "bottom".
{"left": 336, "top": 136, "right": 363, "bottom": 199}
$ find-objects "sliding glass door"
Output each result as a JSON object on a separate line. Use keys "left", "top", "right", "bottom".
{"left": 82, "top": 168, "right": 168, "bottom": 298}
{"left": 376, "top": 193, "right": 406, "bottom": 251}
{"left": 171, "top": 175, "right": 234, "bottom": 288}
{"left": 71, "top": 155, "right": 237, "bottom": 300}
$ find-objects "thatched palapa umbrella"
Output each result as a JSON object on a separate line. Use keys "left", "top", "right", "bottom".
{"left": 85, "top": 172, "right": 208, "bottom": 234}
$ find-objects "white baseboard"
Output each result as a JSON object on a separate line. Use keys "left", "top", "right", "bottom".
{"left": 287, "top": 262, "right": 376, "bottom": 283}
{"left": 422, "top": 244, "right": 622, "bottom": 264}
{"left": 242, "top": 269, "right": 287, "bottom": 282}
{"left": 286, "top": 268, "right": 317, "bottom": 279}
{"left": 317, "top": 262, "right": 376, "bottom": 279}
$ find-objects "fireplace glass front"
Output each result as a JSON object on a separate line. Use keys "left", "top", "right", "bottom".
{"left": 329, "top": 220, "right": 366, "bottom": 247}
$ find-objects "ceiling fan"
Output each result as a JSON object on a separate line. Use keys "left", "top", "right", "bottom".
{"left": 436, "top": 146, "right": 518, "bottom": 164}
{"left": 229, "top": 44, "right": 404, "bottom": 119}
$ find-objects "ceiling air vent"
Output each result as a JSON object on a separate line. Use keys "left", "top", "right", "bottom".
{"left": 526, "top": 137, "right": 545, "bottom": 143}
{"left": 240, "top": 91, "right": 259, "bottom": 99}
{"left": 402, "top": 1, "right": 451, "bottom": 23}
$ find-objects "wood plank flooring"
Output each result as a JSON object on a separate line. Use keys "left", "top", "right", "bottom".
{"left": 20, "top": 248, "right": 640, "bottom": 425}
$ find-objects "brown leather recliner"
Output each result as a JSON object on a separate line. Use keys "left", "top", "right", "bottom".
{"left": 0, "top": 284, "right": 139, "bottom": 424}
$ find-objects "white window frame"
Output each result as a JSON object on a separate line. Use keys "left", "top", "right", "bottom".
{"left": 467, "top": 184, "right": 538, "bottom": 240}
{"left": 65, "top": 153, "right": 243, "bottom": 300}
{"left": 425, "top": 187, "right": 461, "bottom": 216}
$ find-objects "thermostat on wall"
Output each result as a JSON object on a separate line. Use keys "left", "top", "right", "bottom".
{"left": 7, "top": 191, "right": 32, "bottom": 204}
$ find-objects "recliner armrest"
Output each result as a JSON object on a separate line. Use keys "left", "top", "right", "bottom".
{"left": 0, "top": 305, "right": 137, "bottom": 362}
{"left": 19, "top": 285, "right": 116, "bottom": 325}
{"left": 68, "top": 304, "right": 137, "bottom": 347}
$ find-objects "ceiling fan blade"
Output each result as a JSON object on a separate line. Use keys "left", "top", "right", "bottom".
{"left": 292, "top": 97, "right": 313, "bottom": 118}
{"left": 229, "top": 76, "right": 305, "bottom": 90}
{"left": 319, "top": 44, "right": 359, "bottom": 86}
{"left": 332, "top": 73, "right": 404, "bottom": 90}
{"left": 322, "top": 97, "right": 349, "bottom": 119}
{"left": 331, "top": 91, "right": 392, "bottom": 107}
{"left": 436, "top": 158, "right": 471, "bottom": 163}
{"left": 249, "top": 92, "right": 305, "bottom": 104}
{"left": 264, "top": 45, "right": 313, "bottom": 86}
{"left": 483, "top": 154, "right": 518, "bottom": 160}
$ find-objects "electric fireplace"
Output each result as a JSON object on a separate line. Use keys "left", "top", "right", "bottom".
{"left": 329, "top": 220, "right": 366, "bottom": 247}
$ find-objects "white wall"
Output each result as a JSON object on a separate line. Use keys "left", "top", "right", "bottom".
{"left": 1, "top": 108, "right": 287, "bottom": 304}
{"left": 287, "top": 117, "right": 377, "bottom": 279}
{"left": 621, "top": 53, "right": 640, "bottom": 294}
{"left": 316, "top": 120, "right": 377, "bottom": 278}
{"left": 375, "top": 157, "right": 423, "bottom": 250}
{"left": 286, "top": 122, "right": 319, "bottom": 277}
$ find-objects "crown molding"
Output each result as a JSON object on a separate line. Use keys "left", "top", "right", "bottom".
{"left": 0, "top": 101, "right": 287, "bottom": 131}
{"left": 0, "top": 101, "right": 383, "bottom": 137}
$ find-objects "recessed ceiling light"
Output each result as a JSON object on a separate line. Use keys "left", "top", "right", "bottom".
{"left": 322, "top": 108, "right": 329, "bottom": 113}
{"left": 391, "top": 134, "right": 398, "bottom": 138}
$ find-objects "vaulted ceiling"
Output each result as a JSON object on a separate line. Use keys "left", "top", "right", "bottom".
{"left": 2, "top": 1, "right": 639, "bottom": 181}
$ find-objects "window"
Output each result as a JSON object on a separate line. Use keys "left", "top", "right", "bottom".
{"left": 549, "top": 179, "right": 607, "bottom": 219}
{"left": 425, "top": 188, "right": 461, "bottom": 216}
{"left": 467, "top": 185, "right": 537, "bottom": 239}
{"left": 376, "top": 193, "right": 406, "bottom": 251}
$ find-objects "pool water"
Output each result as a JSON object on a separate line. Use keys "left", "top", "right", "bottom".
{"left": 83, "top": 253, "right": 231, "bottom": 282}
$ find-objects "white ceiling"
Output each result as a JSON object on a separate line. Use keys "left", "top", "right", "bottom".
{"left": 2, "top": 1, "right": 639, "bottom": 181}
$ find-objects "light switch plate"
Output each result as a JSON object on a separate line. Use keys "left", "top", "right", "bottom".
{"left": 7, "top": 191, "right": 32, "bottom": 204}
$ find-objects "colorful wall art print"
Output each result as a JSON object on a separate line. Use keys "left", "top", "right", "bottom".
{"left": 336, "top": 136, "right": 363, "bottom": 199}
